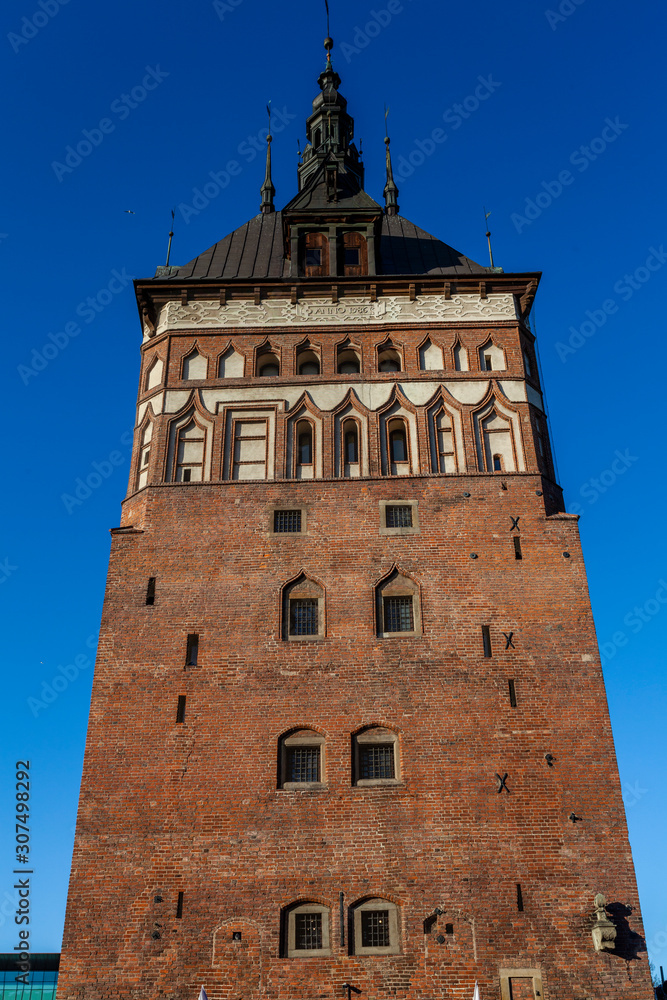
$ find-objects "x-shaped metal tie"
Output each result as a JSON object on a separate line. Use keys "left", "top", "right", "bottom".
{"left": 510, "top": 516, "right": 520, "bottom": 531}
{"left": 496, "top": 772, "right": 510, "bottom": 794}
{"left": 504, "top": 632, "right": 515, "bottom": 649}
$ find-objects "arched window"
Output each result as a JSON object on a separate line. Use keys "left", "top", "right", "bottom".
{"left": 278, "top": 729, "right": 325, "bottom": 788}
{"left": 136, "top": 422, "right": 153, "bottom": 490}
{"left": 296, "top": 420, "right": 313, "bottom": 473}
{"left": 337, "top": 346, "right": 361, "bottom": 374}
{"left": 481, "top": 410, "right": 515, "bottom": 472}
{"left": 297, "top": 348, "right": 321, "bottom": 376}
{"left": 341, "top": 231, "right": 367, "bottom": 276}
{"left": 283, "top": 902, "right": 331, "bottom": 957}
{"left": 344, "top": 421, "right": 359, "bottom": 465}
{"left": 351, "top": 898, "right": 400, "bottom": 955}
{"left": 352, "top": 727, "right": 400, "bottom": 784}
{"left": 479, "top": 340, "right": 506, "bottom": 372}
{"left": 432, "top": 408, "right": 457, "bottom": 473}
{"left": 302, "top": 232, "right": 328, "bottom": 277}
{"left": 144, "top": 356, "right": 163, "bottom": 391}
{"left": 453, "top": 341, "right": 469, "bottom": 372}
{"left": 182, "top": 349, "right": 207, "bottom": 380}
{"left": 388, "top": 419, "right": 408, "bottom": 465}
{"left": 378, "top": 347, "right": 401, "bottom": 373}
{"left": 257, "top": 352, "right": 280, "bottom": 377}
{"left": 218, "top": 346, "right": 244, "bottom": 378}
{"left": 282, "top": 574, "right": 324, "bottom": 641}
{"left": 419, "top": 339, "right": 443, "bottom": 371}
{"left": 375, "top": 568, "right": 420, "bottom": 638}
{"left": 173, "top": 418, "right": 206, "bottom": 482}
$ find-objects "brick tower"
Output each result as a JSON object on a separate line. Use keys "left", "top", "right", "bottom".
{"left": 58, "top": 38, "right": 652, "bottom": 1000}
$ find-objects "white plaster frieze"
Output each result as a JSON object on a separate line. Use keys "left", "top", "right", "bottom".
{"left": 155, "top": 293, "right": 518, "bottom": 334}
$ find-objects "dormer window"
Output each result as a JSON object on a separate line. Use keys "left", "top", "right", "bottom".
{"left": 302, "top": 233, "right": 328, "bottom": 277}
{"left": 341, "top": 232, "right": 367, "bottom": 276}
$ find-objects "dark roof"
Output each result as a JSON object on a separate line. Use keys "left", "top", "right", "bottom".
{"left": 159, "top": 211, "right": 489, "bottom": 282}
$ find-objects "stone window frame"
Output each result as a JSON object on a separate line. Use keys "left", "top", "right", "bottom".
{"left": 378, "top": 500, "right": 420, "bottom": 536}
{"left": 375, "top": 569, "right": 422, "bottom": 639}
{"left": 284, "top": 902, "right": 331, "bottom": 958}
{"left": 269, "top": 505, "right": 308, "bottom": 536}
{"left": 352, "top": 898, "right": 400, "bottom": 955}
{"left": 278, "top": 728, "right": 326, "bottom": 790}
{"left": 282, "top": 574, "right": 326, "bottom": 642}
{"left": 499, "top": 968, "right": 544, "bottom": 1000}
{"left": 352, "top": 726, "right": 401, "bottom": 787}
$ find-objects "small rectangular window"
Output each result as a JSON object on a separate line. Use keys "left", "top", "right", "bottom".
{"left": 516, "top": 883, "right": 524, "bottom": 912}
{"left": 361, "top": 910, "right": 390, "bottom": 948}
{"left": 484, "top": 354, "right": 493, "bottom": 371}
{"left": 344, "top": 247, "right": 360, "bottom": 266}
{"left": 359, "top": 744, "right": 395, "bottom": 780}
{"left": 146, "top": 577, "right": 156, "bottom": 605}
{"left": 513, "top": 537, "right": 523, "bottom": 560}
{"left": 274, "top": 509, "right": 302, "bottom": 533}
{"left": 176, "top": 892, "right": 184, "bottom": 919}
{"left": 482, "top": 626, "right": 492, "bottom": 658}
{"left": 290, "top": 599, "right": 318, "bottom": 636}
{"left": 384, "top": 596, "right": 414, "bottom": 633}
{"left": 288, "top": 746, "right": 320, "bottom": 783}
{"left": 305, "top": 248, "right": 322, "bottom": 268}
{"left": 508, "top": 679, "right": 517, "bottom": 708}
{"left": 386, "top": 505, "right": 413, "bottom": 528}
{"left": 176, "top": 696, "right": 186, "bottom": 723}
{"left": 294, "top": 912, "right": 322, "bottom": 950}
{"left": 185, "top": 634, "right": 199, "bottom": 666}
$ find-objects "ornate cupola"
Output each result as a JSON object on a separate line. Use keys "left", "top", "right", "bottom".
{"left": 297, "top": 37, "right": 364, "bottom": 193}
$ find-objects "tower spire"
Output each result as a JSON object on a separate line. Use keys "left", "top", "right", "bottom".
{"left": 383, "top": 109, "right": 399, "bottom": 216}
{"left": 260, "top": 104, "right": 275, "bottom": 215}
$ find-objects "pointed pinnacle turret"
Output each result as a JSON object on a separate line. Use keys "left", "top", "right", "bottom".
{"left": 384, "top": 136, "right": 399, "bottom": 216}
{"left": 260, "top": 133, "right": 275, "bottom": 215}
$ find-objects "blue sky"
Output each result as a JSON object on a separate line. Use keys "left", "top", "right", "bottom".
{"left": 1, "top": 0, "right": 665, "bottom": 973}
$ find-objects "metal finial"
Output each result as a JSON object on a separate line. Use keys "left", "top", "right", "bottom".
{"left": 165, "top": 209, "right": 175, "bottom": 267}
{"left": 484, "top": 206, "right": 495, "bottom": 269}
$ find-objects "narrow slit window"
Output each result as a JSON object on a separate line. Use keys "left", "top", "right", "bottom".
{"left": 344, "top": 425, "right": 358, "bottom": 464}
{"left": 185, "top": 634, "right": 199, "bottom": 666}
{"left": 484, "top": 354, "right": 493, "bottom": 371}
{"left": 516, "top": 883, "right": 524, "bottom": 912}
{"left": 146, "top": 577, "right": 156, "bottom": 606}
{"left": 274, "top": 509, "right": 302, "bottom": 533}
{"left": 176, "top": 892, "right": 184, "bottom": 919}
{"left": 482, "top": 626, "right": 492, "bottom": 658}
{"left": 513, "top": 536, "right": 523, "bottom": 560}
{"left": 493, "top": 454, "right": 502, "bottom": 472}
{"left": 386, "top": 505, "right": 412, "bottom": 528}
{"left": 297, "top": 425, "right": 313, "bottom": 465}
{"left": 390, "top": 427, "right": 407, "bottom": 463}
{"left": 508, "top": 679, "right": 517, "bottom": 707}
{"left": 176, "top": 696, "right": 186, "bottom": 724}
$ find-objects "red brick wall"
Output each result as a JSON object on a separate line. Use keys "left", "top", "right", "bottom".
{"left": 57, "top": 474, "right": 652, "bottom": 1000}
